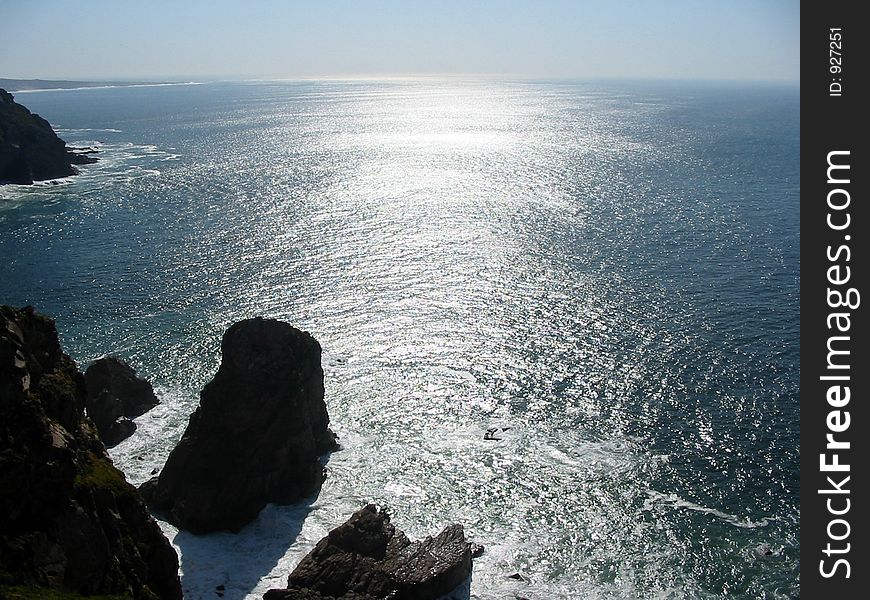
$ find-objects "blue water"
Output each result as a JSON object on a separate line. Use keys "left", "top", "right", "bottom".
{"left": 0, "top": 80, "right": 799, "bottom": 599}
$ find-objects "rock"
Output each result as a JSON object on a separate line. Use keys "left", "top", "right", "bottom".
{"left": 754, "top": 544, "right": 777, "bottom": 559}
{"left": 484, "top": 426, "right": 512, "bottom": 441}
{"left": 140, "top": 317, "right": 338, "bottom": 533}
{"left": 0, "top": 305, "right": 181, "bottom": 599}
{"left": 99, "top": 415, "right": 137, "bottom": 446}
{"left": 265, "top": 504, "right": 474, "bottom": 600}
{"left": 483, "top": 427, "right": 501, "bottom": 441}
{"left": 0, "top": 89, "right": 97, "bottom": 185}
{"left": 84, "top": 356, "right": 159, "bottom": 446}
{"left": 85, "top": 356, "right": 159, "bottom": 418}
{"left": 264, "top": 590, "right": 374, "bottom": 600}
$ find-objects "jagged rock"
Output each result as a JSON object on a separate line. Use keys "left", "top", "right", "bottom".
{"left": 264, "top": 590, "right": 375, "bottom": 600}
{"left": 140, "top": 317, "right": 338, "bottom": 533}
{"left": 265, "top": 505, "right": 475, "bottom": 600}
{"left": 0, "top": 305, "right": 181, "bottom": 599}
{"left": 84, "top": 356, "right": 159, "bottom": 447}
{"left": 98, "top": 415, "right": 137, "bottom": 447}
{"left": 0, "top": 89, "right": 97, "bottom": 185}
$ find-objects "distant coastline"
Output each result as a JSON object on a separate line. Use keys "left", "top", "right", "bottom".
{"left": 0, "top": 78, "right": 200, "bottom": 93}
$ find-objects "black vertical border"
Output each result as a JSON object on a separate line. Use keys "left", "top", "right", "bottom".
{"left": 801, "top": 1, "right": 867, "bottom": 597}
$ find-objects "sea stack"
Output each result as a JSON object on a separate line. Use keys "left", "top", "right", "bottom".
{"left": 140, "top": 317, "right": 338, "bottom": 533}
{"left": 0, "top": 305, "right": 181, "bottom": 599}
{"left": 85, "top": 356, "right": 160, "bottom": 447}
{"left": 0, "top": 88, "right": 97, "bottom": 185}
{"left": 264, "top": 504, "right": 475, "bottom": 600}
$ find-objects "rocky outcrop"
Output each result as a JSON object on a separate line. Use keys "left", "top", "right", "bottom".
{"left": 0, "top": 88, "right": 97, "bottom": 185}
{"left": 140, "top": 318, "right": 338, "bottom": 533}
{"left": 264, "top": 505, "right": 475, "bottom": 600}
{"left": 85, "top": 357, "right": 160, "bottom": 447}
{"left": 0, "top": 305, "right": 181, "bottom": 599}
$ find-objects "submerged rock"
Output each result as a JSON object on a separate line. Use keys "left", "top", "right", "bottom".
{"left": 84, "top": 356, "right": 159, "bottom": 447}
{"left": 0, "top": 305, "right": 181, "bottom": 599}
{"left": 264, "top": 505, "right": 475, "bottom": 600}
{"left": 0, "top": 89, "right": 97, "bottom": 185}
{"left": 140, "top": 317, "right": 338, "bottom": 533}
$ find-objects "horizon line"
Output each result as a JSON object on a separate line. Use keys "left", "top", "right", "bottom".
{"left": 2, "top": 73, "right": 801, "bottom": 85}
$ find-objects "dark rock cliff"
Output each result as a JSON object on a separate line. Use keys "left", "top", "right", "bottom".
{"left": 0, "top": 305, "right": 181, "bottom": 599}
{"left": 140, "top": 317, "right": 338, "bottom": 534}
{"left": 0, "top": 89, "right": 97, "bottom": 185}
{"left": 264, "top": 505, "right": 475, "bottom": 600}
{"left": 85, "top": 357, "right": 160, "bottom": 448}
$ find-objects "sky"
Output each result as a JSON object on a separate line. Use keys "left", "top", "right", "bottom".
{"left": 0, "top": 0, "right": 799, "bottom": 81}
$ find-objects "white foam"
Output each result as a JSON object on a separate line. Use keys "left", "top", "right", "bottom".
{"left": 108, "top": 385, "right": 194, "bottom": 485}
{"left": 384, "top": 481, "right": 427, "bottom": 498}
{"left": 56, "top": 128, "right": 122, "bottom": 133}
{"left": 643, "top": 490, "right": 771, "bottom": 529}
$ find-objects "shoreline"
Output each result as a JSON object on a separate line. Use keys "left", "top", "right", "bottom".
{"left": 0, "top": 77, "right": 202, "bottom": 93}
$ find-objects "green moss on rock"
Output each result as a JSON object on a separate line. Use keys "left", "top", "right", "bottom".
{"left": 74, "top": 452, "right": 138, "bottom": 501}
{"left": 0, "top": 585, "right": 131, "bottom": 600}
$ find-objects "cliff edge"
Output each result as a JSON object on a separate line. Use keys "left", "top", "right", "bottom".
{"left": 0, "top": 305, "right": 181, "bottom": 599}
{"left": 0, "top": 89, "right": 97, "bottom": 185}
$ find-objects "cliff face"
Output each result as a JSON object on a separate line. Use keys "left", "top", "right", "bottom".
{"left": 140, "top": 318, "right": 338, "bottom": 534}
{"left": 0, "top": 305, "right": 181, "bottom": 599}
{"left": 0, "top": 89, "right": 96, "bottom": 185}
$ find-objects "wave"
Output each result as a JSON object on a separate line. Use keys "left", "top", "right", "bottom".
{"left": 643, "top": 490, "right": 771, "bottom": 529}
{"left": 56, "top": 128, "right": 122, "bottom": 133}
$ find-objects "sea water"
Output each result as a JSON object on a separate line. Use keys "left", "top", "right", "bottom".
{"left": 0, "top": 79, "right": 799, "bottom": 599}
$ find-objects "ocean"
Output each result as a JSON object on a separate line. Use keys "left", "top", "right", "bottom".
{"left": 0, "top": 79, "right": 799, "bottom": 599}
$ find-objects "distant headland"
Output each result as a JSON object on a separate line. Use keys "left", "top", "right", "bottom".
{"left": 0, "top": 77, "right": 180, "bottom": 92}
{"left": 0, "top": 88, "right": 98, "bottom": 185}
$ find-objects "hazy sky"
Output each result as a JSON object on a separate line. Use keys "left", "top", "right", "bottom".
{"left": 0, "top": 0, "right": 799, "bottom": 81}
